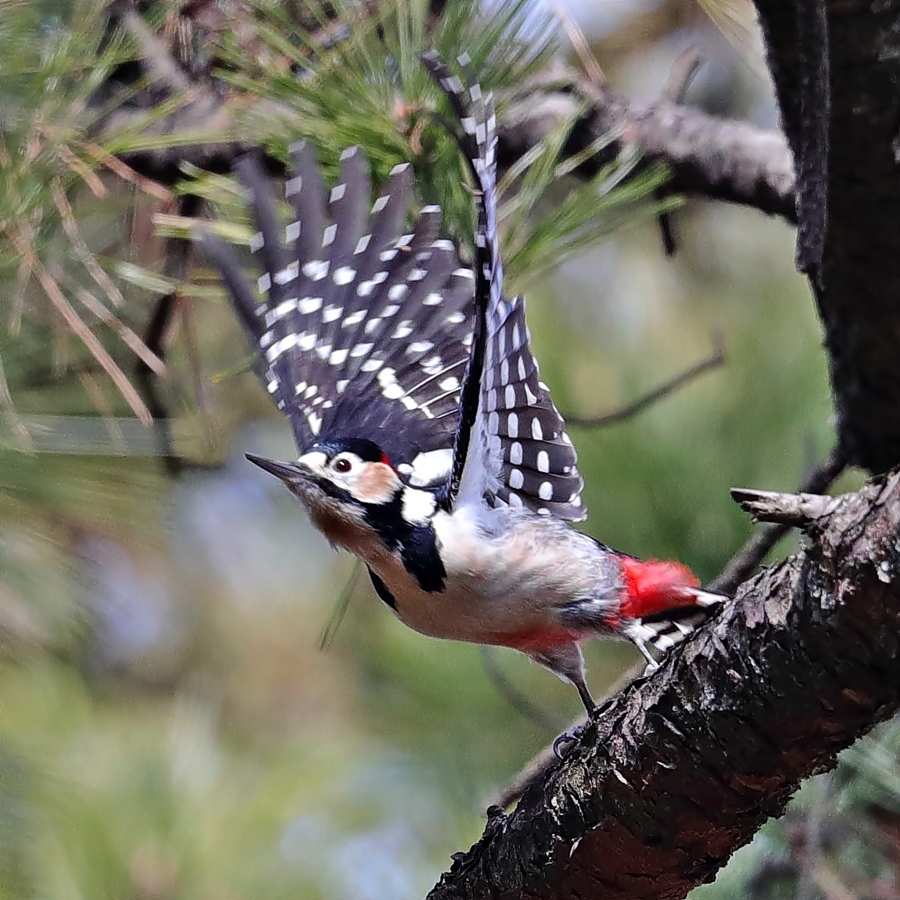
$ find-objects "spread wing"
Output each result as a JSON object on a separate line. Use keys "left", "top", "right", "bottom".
{"left": 199, "top": 145, "right": 474, "bottom": 482}
{"left": 422, "top": 52, "right": 586, "bottom": 521}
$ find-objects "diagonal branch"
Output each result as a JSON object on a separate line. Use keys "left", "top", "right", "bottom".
{"left": 97, "top": 63, "right": 796, "bottom": 226}
{"left": 712, "top": 446, "right": 846, "bottom": 594}
{"left": 428, "top": 469, "right": 900, "bottom": 899}
{"left": 499, "top": 72, "right": 797, "bottom": 223}
{"left": 565, "top": 334, "right": 726, "bottom": 428}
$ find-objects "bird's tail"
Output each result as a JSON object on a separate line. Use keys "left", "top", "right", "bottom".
{"left": 625, "top": 601, "right": 720, "bottom": 658}
{"left": 615, "top": 555, "right": 725, "bottom": 666}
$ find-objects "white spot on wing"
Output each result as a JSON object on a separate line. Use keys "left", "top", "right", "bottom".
{"left": 333, "top": 266, "right": 356, "bottom": 285}
{"left": 299, "top": 296, "right": 323, "bottom": 314}
{"left": 303, "top": 260, "right": 329, "bottom": 280}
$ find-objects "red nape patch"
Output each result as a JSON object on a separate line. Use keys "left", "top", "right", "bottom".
{"left": 619, "top": 556, "right": 702, "bottom": 619}
{"left": 379, "top": 452, "right": 394, "bottom": 470}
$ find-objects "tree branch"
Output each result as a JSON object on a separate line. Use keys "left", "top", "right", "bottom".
{"left": 711, "top": 445, "right": 846, "bottom": 594}
{"left": 730, "top": 486, "right": 839, "bottom": 526}
{"left": 564, "top": 334, "right": 725, "bottom": 428}
{"left": 428, "top": 469, "right": 900, "bottom": 899}
{"left": 115, "top": 1, "right": 191, "bottom": 94}
{"left": 94, "top": 57, "right": 797, "bottom": 225}
{"left": 499, "top": 72, "right": 796, "bottom": 223}
{"left": 753, "top": 0, "right": 900, "bottom": 473}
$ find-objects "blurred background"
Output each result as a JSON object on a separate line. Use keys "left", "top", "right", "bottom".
{"left": 2, "top": 1, "right": 899, "bottom": 898}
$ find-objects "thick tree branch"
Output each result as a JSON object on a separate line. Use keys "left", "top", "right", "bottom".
{"left": 500, "top": 75, "right": 797, "bottom": 223}
{"left": 428, "top": 470, "right": 900, "bottom": 899}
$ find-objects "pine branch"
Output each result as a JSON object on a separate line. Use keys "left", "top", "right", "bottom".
{"left": 102, "top": 70, "right": 797, "bottom": 225}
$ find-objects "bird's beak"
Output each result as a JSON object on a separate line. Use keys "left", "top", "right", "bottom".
{"left": 245, "top": 453, "right": 305, "bottom": 482}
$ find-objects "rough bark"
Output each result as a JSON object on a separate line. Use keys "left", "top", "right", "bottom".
{"left": 755, "top": 0, "right": 900, "bottom": 473}
{"left": 428, "top": 471, "right": 900, "bottom": 899}
{"left": 499, "top": 79, "right": 796, "bottom": 223}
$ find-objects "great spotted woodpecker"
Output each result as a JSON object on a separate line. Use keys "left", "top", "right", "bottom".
{"left": 200, "top": 52, "right": 723, "bottom": 715}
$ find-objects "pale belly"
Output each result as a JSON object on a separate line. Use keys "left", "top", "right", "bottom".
{"left": 358, "top": 507, "right": 621, "bottom": 650}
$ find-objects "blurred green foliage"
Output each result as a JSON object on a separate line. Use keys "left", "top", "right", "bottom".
{"left": 0, "top": 0, "right": 895, "bottom": 898}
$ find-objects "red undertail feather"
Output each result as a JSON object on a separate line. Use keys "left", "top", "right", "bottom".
{"left": 619, "top": 556, "right": 704, "bottom": 619}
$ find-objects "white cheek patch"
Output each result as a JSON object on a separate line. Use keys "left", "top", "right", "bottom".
{"left": 401, "top": 487, "right": 436, "bottom": 525}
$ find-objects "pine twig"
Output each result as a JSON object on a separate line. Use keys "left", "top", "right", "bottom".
{"left": 565, "top": 332, "right": 725, "bottom": 428}
{"left": 712, "top": 446, "right": 846, "bottom": 593}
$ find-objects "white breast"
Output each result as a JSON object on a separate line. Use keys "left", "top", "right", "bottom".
{"left": 366, "top": 505, "right": 617, "bottom": 647}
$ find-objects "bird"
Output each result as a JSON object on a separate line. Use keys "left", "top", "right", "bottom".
{"left": 198, "top": 51, "right": 723, "bottom": 718}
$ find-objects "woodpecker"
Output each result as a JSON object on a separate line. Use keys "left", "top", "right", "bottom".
{"left": 199, "top": 52, "right": 723, "bottom": 715}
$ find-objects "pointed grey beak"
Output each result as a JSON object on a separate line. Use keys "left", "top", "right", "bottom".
{"left": 246, "top": 453, "right": 304, "bottom": 481}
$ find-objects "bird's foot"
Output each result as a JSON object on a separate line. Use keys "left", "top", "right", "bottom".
{"left": 553, "top": 723, "right": 586, "bottom": 759}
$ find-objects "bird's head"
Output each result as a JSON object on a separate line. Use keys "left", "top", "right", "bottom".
{"left": 247, "top": 438, "right": 407, "bottom": 547}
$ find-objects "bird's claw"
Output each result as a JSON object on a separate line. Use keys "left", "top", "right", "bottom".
{"left": 553, "top": 723, "right": 586, "bottom": 759}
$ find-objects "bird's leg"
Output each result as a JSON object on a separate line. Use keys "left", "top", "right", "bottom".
{"left": 572, "top": 673, "right": 596, "bottom": 715}
{"left": 528, "top": 643, "right": 595, "bottom": 758}
{"left": 552, "top": 675, "right": 596, "bottom": 758}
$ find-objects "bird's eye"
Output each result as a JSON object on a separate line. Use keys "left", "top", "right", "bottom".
{"left": 332, "top": 457, "right": 353, "bottom": 474}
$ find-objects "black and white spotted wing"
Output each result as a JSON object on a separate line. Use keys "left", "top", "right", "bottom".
{"left": 422, "top": 52, "right": 586, "bottom": 521}
{"left": 199, "top": 146, "right": 475, "bottom": 480}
